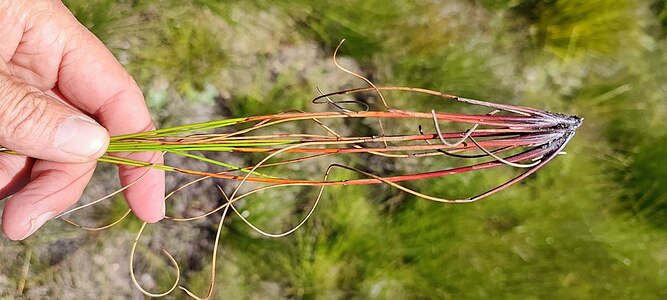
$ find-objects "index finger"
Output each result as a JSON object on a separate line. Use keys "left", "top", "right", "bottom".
{"left": 53, "top": 2, "right": 165, "bottom": 222}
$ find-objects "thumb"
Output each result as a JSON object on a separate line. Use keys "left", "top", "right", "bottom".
{"left": 0, "top": 71, "right": 109, "bottom": 163}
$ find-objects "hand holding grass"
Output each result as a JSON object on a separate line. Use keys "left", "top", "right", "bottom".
{"left": 0, "top": 3, "right": 585, "bottom": 295}
{"left": 0, "top": 0, "right": 165, "bottom": 240}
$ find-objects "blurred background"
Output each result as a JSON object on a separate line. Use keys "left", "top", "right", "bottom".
{"left": 1, "top": 0, "right": 666, "bottom": 298}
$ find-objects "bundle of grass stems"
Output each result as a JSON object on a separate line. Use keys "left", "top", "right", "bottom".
{"left": 1, "top": 45, "right": 582, "bottom": 298}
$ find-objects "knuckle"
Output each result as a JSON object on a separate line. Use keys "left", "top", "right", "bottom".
{"left": 0, "top": 78, "right": 53, "bottom": 141}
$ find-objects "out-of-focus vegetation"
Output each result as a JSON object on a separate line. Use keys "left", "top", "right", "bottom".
{"left": 1, "top": 0, "right": 666, "bottom": 298}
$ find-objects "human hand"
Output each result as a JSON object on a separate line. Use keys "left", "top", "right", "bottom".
{"left": 0, "top": 0, "right": 165, "bottom": 240}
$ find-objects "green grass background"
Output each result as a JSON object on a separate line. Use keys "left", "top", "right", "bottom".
{"left": 1, "top": 0, "right": 667, "bottom": 299}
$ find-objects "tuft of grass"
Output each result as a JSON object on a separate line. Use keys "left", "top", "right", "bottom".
{"left": 283, "top": 0, "right": 513, "bottom": 100}
{"left": 530, "top": 0, "right": 647, "bottom": 59}
{"left": 652, "top": 0, "right": 667, "bottom": 33}
{"left": 62, "top": 0, "right": 136, "bottom": 45}
{"left": 276, "top": 0, "right": 410, "bottom": 61}
{"left": 621, "top": 132, "right": 667, "bottom": 228}
{"left": 127, "top": 3, "right": 229, "bottom": 96}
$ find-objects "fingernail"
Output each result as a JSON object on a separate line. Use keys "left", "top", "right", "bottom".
{"left": 55, "top": 116, "right": 109, "bottom": 158}
{"left": 17, "top": 211, "right": 56, "bottom": 240}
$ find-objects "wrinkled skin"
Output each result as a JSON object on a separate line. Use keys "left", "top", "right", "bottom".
{"left": 0, "top": 0, "right": 164, "bottom": 240}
